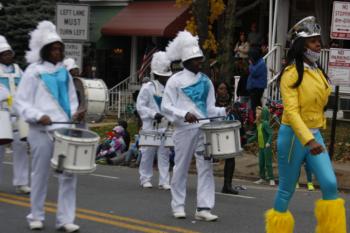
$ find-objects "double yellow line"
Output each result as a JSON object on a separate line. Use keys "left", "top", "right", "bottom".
{"left": 0, "top": 192, "right": 200, "bottom": 233}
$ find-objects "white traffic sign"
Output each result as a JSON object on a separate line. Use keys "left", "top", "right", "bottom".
{"left": 331, "top": 1, "right": 350, "bottom": 40}
{"left": 328, "top": 48, "right": 350, "bottom": 86}
{"left": 56, "top": 4, "right": 89, "bottom": 41}
{"left": 64, "top": 43, "right": 83, "bottom": 71}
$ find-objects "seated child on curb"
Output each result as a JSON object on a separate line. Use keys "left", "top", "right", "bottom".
{"left": 247, "top": 106, "right": 275, "bottom": 186}
{"left": 96, "top": 126, "right": 126, "bottom": 165}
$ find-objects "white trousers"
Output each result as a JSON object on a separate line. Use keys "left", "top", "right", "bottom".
{"left": 171, "top": 127, "right": 215, "bottom": 212}
{"left": 139, "top": 144, "right": 170, "bottom": 186}
{"left": 0, "top": 132, "right": 29, "bottom": 186}
{"left": 26, "top": 129, "right": 77, "bottom": 228}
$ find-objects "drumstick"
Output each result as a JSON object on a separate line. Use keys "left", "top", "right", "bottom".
{"left": 184, "top": 116, "right": 225, "bottom": 122}
{"left": 51, "top": 121, "right": 79, "bottom": 124}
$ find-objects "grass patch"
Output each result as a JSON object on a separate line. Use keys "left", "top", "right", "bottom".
{"left": 90, "top": 117, "right": 139, "bottom": 141}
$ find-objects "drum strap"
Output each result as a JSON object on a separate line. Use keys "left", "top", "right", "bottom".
{"left": 0, "top": 64, "right": 21, "bottom": 95}
{"left": 151, "top": 80, "right": 163, "bottom": 109}
{"left": 39, "top": 67, "right": 72, "bottom": 118}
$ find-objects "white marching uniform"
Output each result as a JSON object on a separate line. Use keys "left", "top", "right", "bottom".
{"left": 0, "top": 63, "right": 30, "bottom": 187}
{"left": 161, "top": 69, "right": 226, "bottom": 213}
{"left": 15, "top": 61, "right": 79, "bottom": 227}
{"left": 137, "top": 80, "right": 170, "bottom": 186}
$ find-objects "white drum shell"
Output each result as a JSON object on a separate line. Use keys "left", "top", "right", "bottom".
{"left": 0, "top": 110, "right": 13, "bottom": 145}
{"left": 17, "top": 118, "right": 29, "bottom": 141}
{"left": 74, "top": 78, "right": 109, "bottom": 123}
{"left": 139, "top": 130, "right": 162, "bottom": 147}
{"left": 200, "top": 121, "right": 242, "bottom": 159}
{"left": 51, "top": 128, "right": 100, "bottom": 174}
{"left": 163, "top": 130, "right": 174, "bottom": 148}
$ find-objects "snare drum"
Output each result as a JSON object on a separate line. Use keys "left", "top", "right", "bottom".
{"left": 0, "top": 110, "right": 13, "bottom": 145}
{"left": 17, "top": 118, "right": 29, "bottom": 141}
{"left": 51, "top": 128, "right": 100, "bottom": 174}
{"left": 162, "top": 129, "right": 174, "bottom": 148}
{"left": 139, "top": 130, "right": 162, "bottom": 147}
{"left": 73, "top": 77, "right": 109, "bottom": 123}
{"left": 200, "top": 120, "right": 242, "bottom": 159}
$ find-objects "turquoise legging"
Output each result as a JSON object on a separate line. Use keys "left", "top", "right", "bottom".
{"left": 274, "top": 125, "right": 338, "bottom": 212}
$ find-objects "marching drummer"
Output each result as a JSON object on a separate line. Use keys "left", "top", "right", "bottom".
{"left": 0, "top": 35, "right": 31, "bottom": 194}
{"left": 64, "top": 58, "right": 80, "bottom": 77}
{"left": 136, "top": 51, "right": 172, "bottom": 190}
{"left": 161, "top": 31, "right": 230, "bottom": 221}
{"left": 63, "top": 57, "right": 87, "bottom": 129}
{"left": 15, "top": 21, "right": 84, "bottom": 232}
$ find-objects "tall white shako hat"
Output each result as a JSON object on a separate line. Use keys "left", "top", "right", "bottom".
{"left": 151, "top": 51, "right": 172, "bottom": 77}
{"left": 166, "top": 30, "right": 204, "bottom": 62}
{"left": 63, "top": 58, "right": 79, "bottom": 71}
{"left": 288, "top": 16, "right": 321, "bottom": 44}
{"left": 26, "top": 21, "right": 63, "bottom": 64}
{"left": 0, "top": 35, "right": 12, "bottom": 54}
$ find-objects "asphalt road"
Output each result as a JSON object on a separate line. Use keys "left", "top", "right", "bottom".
{"left": 0, "top": 159, "right": 349, "bottom": 233}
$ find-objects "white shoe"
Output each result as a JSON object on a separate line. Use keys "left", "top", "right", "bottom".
{"left": 194, "top": 210, "right": 218, "bottom": 222}
{"left": 57, "top": 223, "right": 80, "bottom": 232}
{"left": 159, "top": 184, "right": 171, "bottom": 190}
{"left": 254, "top": 179, "right": 265, "bottom": 184}
{"left": 16, "top": 185, "right": 31, "bottom": 194}
{"left": 173, "top": 211, "right": 186, "bottom": 219}
{"left": 142, "top": 182, "right": 153, "bottom": 188}
{"left": 29, "top": 220, "right": 43, "bottom": 230}
{"left": 269, "top": 180, "right": 276, "bottom": 186}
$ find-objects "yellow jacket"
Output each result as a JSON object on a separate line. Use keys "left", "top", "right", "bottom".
{"left": 280, "top": 64, "right": 331, "bottom": 145}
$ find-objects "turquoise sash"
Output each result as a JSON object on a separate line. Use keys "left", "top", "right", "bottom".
{"left": 40, "top": 67, "right": 71, "bottom": 118}
{"left": 181, "top": 73, "right": 210, "bottom": 117}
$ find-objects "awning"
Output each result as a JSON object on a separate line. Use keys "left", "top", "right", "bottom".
{"left": 101, "top": 1, "right": 189, "bottom": 37}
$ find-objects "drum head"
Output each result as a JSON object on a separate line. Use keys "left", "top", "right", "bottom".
{"left": 73, "top": 78, "right": 87, "bottom": 110}
{"left": 201, "top": 120, "right": 241, "bottom": 130}
{"left": 55, "top": 128, "right": 97, "bottom": 139}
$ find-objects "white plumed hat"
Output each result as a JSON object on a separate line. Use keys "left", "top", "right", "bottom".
{"left": 0, "top": 35, "right": 12, "bottom": 54}
{"left": 63, "top": 58, "right": 79, "bottom": 71}
{"left": 165, "top": 30, "right": 203, "bottom": 62}
{"left": 151, "top": 51, "right": 172, "bottom": 77}
{"left": 26, "top": 21, "right": 62, "bottom": 64}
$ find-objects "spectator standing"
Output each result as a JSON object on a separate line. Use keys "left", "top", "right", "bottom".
{"left": 246, "top": 48, "right": 267, "bottom": 115}
{"left": 234, "top": 32, "right": 250, "bottom": 59}
{"left": 215, "top": 81, "right": 239, "bottom": 195}
{"left": 247, "top": 22, "right": 262, "bottom": 47}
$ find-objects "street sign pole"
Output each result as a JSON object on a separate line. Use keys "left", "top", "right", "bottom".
{"left": 329, "top": 86, "right": 339, "bottom": 159}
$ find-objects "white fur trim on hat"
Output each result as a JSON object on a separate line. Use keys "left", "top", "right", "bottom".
{"left": 151, "top": 51, "right": 172, "bottom": 76}
{"left": 63, "top": 58, "right": 79, "bottom": 71}
{"left": 0, "top": 35, "right": 12, "bottom": 54}
{"left": 26, "top": 21, "right": 62, "bottom": 64}
{"left": 165, "top": 30, "right": 203, "bottom": 62}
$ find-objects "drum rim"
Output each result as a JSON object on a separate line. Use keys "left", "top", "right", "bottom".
{"left": 54, "top": 127, "right": 100, "bottom": 142}
{"left": 200, "top": 120, "right": 241, "bottom": 130}
{"left": 50, "top": 160, "right": 97, "bottom": 174}
{"left": 210, "top": 149, "right": 244, "bottom": 158}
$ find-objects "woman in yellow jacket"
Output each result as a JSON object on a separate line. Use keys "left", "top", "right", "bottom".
{"left": 265, "top": 16, "right": 347, "bottom": 233}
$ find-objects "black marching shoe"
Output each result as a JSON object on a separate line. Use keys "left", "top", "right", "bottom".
{"left": 221, "top": 185, "right": 239, "bottom": 195}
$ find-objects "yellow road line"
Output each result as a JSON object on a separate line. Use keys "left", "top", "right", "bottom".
{"left": 0, "top": 197, "right": 168, "bottom": 233}
{"left": 0, "top": 192, "right": 200, "bottom": 233}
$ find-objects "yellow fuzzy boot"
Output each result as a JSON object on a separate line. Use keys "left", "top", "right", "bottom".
{"left": 315, "top": 198, "right": 347, "bottom": 233}
{"left": 265, "top": 208, "right": 295, "bottom": 233}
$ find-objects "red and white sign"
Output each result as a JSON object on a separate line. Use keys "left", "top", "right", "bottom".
{"left": 328, "top": 48, "right": 350, "bottom": 86}
{"left": 331, "top": 1, "right": 350, "bottom": 40}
